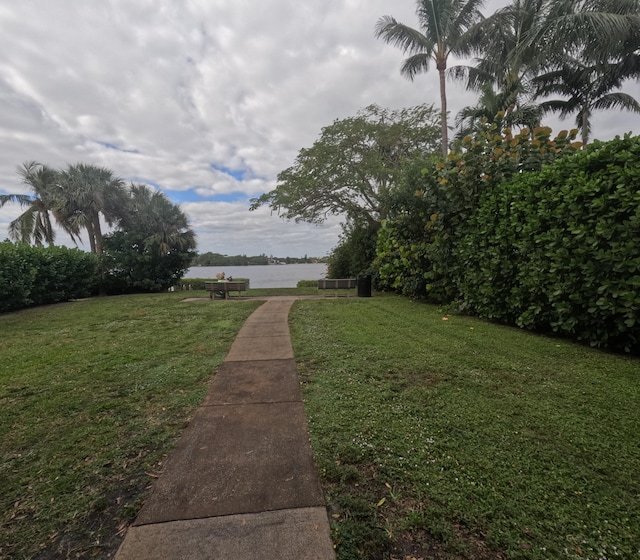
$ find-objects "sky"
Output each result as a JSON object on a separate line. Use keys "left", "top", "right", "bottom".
{"left": 1, "top": 0, "right": 639, "bottom": 258}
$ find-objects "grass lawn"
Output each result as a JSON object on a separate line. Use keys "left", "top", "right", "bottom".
{"left": 0, "top": 293, "right": 262, "bottom": 559}
{"left": 3, "top": 290, "right": 638, "bottom": 559}
{"left": 290, "top": 294, "right": 640, "bottom": 560}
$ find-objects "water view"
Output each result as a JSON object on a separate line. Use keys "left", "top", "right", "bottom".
{"left": 184, "top": 263, "right": 328, "bottom": 288}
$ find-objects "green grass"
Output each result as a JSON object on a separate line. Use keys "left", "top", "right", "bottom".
{"left": 0, "top": 293, "right": 262, "bottom": 559}
{"left": 3, "top": 291, "right": 638, "bottom": 559}
{"left": 289, "top": 294, "right": 640, "bottom": 560}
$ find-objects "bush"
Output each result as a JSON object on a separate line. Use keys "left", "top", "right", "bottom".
{"left": 456, "top": 134, "right": 640, "bottom": 353}
{"left": 376, "top": 122, "right": 580, "bottom": 300}
{"left": 0, "top": 242, "right": 99, "bottom": 312}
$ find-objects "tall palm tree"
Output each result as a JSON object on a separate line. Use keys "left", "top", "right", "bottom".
{"left": 0, "top": 161, "right": 61, "bottom": 246}
{"left": 533, "top": 58, "right": 640, "bottom": 144}
{"left": 58, "top": 163, "right": 129, "bottom": 254}
{"left": 375, "top": 0, "right": 485, "bottom": 157}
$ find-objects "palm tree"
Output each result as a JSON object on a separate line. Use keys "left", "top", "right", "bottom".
{"left": 533, "top": 58, "right": 640, "bottom": 145}
{"left": 0, "top": 161, "right": 61, "bottom": 246}
{"left": 529, "top": 0, "right": 640, "bottom": 66}
{"left": 455, "top": 82, "right": 541, "bottom": 140}
{"left": 451, "top": 0, "right": 545, "bottom": 105}
{"left": 122, "top": 184, "right": 195, "bottom": 256}
{"left": 375, "top": 0, "right": 485, "bottom": 157}
{"left": 57, "top": 163, "right": 129, "bottom": 254}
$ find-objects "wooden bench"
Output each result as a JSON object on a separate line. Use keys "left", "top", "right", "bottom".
{"left": 317, "top": 278, "right": 357, "bottom": 297}
{"left": 205, "top": 281, "right": 247, "bottom": 300}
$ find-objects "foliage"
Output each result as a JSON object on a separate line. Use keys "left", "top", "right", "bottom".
{"left": 376, "top": 120, "right": 581, "bottom": 300}
{"left": 534, "top": 56, "right": 640, "bottom": 145}
{"left": 0, "top": 241, "right": 98, "bottom": 312}
{"left": 455, "top": 0, "right": 640, "bottom": 146}
{"left": 290, "top": 295, "right": 640, "bottom": 560}
{"left": 455, "top": 133, "right": 640, "bottom": 353}
{"left": 0, "top": 294, "right": 261, "bottom": 559}
{"left": 375, "top": 0, "right": 486, "bottom": 156}
{"left": 102, "top": 185, "right": 196, "bottom": 294}
{"left": 250, "top": 104, "right": 440, "bottom": 227}
{"left": 327, "top": 219, "right": 379, "bottom": 279}
{"left": 57, "top": 163, "right": 129, "bottom": 254}
{"left": 0, "top": 161, "right": 61, "bottom": 246}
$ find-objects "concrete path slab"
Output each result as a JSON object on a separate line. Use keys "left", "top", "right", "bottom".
{"left": 133, "top": 402, "right": 325, "bottom": 524}
{"left": 225, "top": 334, "right": 293, "bottom": 361}
{"left": 202, "top": 360, "right": 301, "bottom": 405}
{"left": 117, "top": 507, "right": 334, "bottom": 560}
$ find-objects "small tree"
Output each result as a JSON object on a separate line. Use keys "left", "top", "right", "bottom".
{"left": 103, "top": 185, "right": 196, "bottom": 293}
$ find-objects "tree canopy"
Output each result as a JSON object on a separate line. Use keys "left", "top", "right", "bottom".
{"left": 249, "top": 104, "right": 440, "bottom": 228}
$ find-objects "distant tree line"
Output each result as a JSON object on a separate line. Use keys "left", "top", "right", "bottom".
{"left": 191, "top": 252, "right": 325, "bottom": 266}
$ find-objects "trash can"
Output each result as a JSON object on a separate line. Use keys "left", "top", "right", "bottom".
{"left": 356, "top": 274, "right": 372, "bottom": 298}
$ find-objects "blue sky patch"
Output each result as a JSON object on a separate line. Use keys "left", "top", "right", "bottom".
{"left": 95, "top": 140, "right": 139, "bottom": 154}
{"left": 210, "top": 163, "right": 245, "bottom": 181}
{"left": 164, "top": 189, "right": 247, "bottom": 204}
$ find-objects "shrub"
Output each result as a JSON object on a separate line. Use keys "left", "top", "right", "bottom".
{"left": 0, "top": 242, "right": 99, "bottom": 312}
{"left": 376, "top": 122, "right": 580, "bottom": 300}
{"left": 456, "top": 134, "right": 640, "bottom": 353}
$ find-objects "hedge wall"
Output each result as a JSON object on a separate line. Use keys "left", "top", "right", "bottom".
{"left": 0, "top": 241, "right": 99, "bottom": 313}
{"left": 455, "top": 135, "right": 640, "bottom": 353}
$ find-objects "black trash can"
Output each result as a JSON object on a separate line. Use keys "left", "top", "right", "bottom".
{"left": 356, "top": 274, "right": 372, "bottom": 297}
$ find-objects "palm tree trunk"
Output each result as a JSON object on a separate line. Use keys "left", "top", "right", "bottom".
{"left": 581, "top": 110, "right": 589, "bottom": 146}
{"left": 92, "top": 211, "right": 104, "bottom": 255}
{"left": 86, "top": 221, "right": 97, "bottom": 254}
{"left": 438, "top": 67, "right": 448, "bottom": 158}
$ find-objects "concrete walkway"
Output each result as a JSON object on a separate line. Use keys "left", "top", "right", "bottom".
{"left": 115, "top": 297, "right": 335, "bottom": 560}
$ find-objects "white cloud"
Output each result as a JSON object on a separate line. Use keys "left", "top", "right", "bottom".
{"left": 1, "top": 0, "right": 639, "bottom": 257}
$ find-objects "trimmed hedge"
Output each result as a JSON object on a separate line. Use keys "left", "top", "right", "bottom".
{"left": 0, "top": 241, "right": 99, "bottom": 313}
{"left": 455, "top": 135, "right": 640, "bottom": 353}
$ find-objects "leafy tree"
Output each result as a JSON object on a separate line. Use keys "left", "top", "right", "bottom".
{"left": 250, "top": 104, "right": 440, "bottom": 228}
{"left": 102, "top": 184, "right": 196, "bottom": 293}
{"left": 0, "top": 161, "right": 61, "bottom": 246}
{"left": 375, "top": 0, "right": 485, "bottom": 157}
{"left": 57, "top": 163, "right": 129, "bottom": 254}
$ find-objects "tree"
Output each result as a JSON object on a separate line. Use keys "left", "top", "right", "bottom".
{"left": 102, "top": 184, "right": 196, "bottom": 293}
{"left": 250, "top": 104, "right": 440, "bottom": 228}
{"left": 451, "top": 0, "right": 545, "bottom": 137}
{"left": 0, "top": 161, "right": 61, "bottom": 246}
{"left": 534, "top": 58, "right": 640, "bottom": 145}
{"left": 375, "top": 0, "right": 485, "bottom": 157}
{"left": 454, "top": 82, "right": 541, "bottom": 140}
{"left": 527, "top": 0, "right": 640, "bottom": 66}
{"left": 57, "top": 163, "right": 129, "bottom": 254}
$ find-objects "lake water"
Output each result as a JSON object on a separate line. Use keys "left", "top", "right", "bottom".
{"left": 183, "top": 263, "right": 328, "bottom": 288}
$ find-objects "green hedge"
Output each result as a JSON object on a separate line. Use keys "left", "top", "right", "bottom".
{"left": 455, "top": 135, "right": 640, "bottom": 353}
{"left": 0, "top": 242, "right": 99, "bottom": 313}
